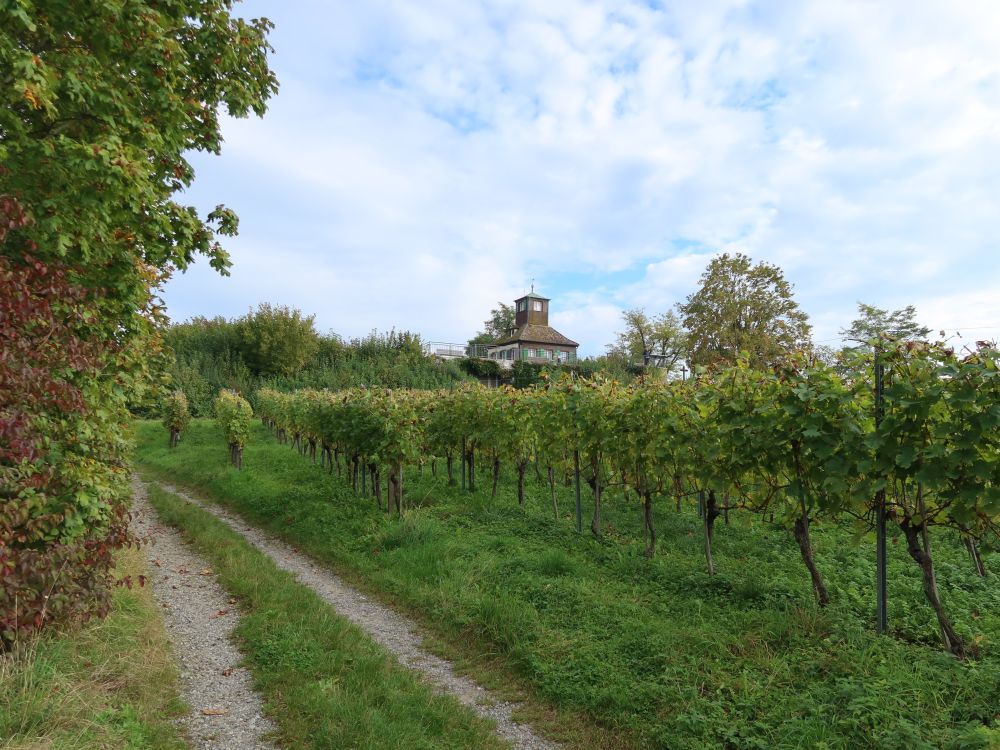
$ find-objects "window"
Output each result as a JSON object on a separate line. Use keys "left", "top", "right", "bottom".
{"left": 517, "top": 300, "right": 527, "bottom": 313}
{"left": 533, "top": 300, "right": 543, "bottom": 312}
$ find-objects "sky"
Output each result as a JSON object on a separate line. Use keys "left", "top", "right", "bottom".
{"left": 165, "top": 0, "right": 1000, "bottom": 357}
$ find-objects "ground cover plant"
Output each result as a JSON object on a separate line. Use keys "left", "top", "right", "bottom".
{"left": 144, "top": 482, "right": 507, "bottom": 750}
{"left": 135, "top": 417, "right": 1000, "bottom": 750}
{"left": 0, "top": 547, "right": 186, "bottom": 750}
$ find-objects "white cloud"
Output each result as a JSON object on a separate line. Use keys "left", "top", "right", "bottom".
{"left": 165, "top": 0, "right": 1000, "bottom": 356}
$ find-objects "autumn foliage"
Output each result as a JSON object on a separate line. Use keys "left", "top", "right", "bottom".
{"left": 0, "top": 249, "right": 132, "bottom": 645}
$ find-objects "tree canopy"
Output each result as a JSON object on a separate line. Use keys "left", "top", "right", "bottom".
{"left": 469, "top": 301, "right": 515, "bottom": 347}
{"left": 607, "top": 308, "right": 687, "bottom": 374}
{"left": 840, "top": 302, "right": 932, "bottom": 354}
{"left": 0, "top": 0, "right": 277, "bottom": 640}
{"left": 679, "top": 253, "right": 811, "bottom": 369}
{"left": 235, "top": 303, "right": 321, "bottom": 377}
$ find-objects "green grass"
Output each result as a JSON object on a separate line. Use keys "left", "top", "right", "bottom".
{"left": 143, "top": 483, "right": 507, "bottom": 750}
{"left": 0, "top": 547, "right": 187, "bottom": 750}
{"left": 135, "top": 419, "right": 1000, "bottom": 749}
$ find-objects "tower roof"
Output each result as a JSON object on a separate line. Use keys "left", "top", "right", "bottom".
{"left": 515, "top": 291, "right": 549, "bottom": 302}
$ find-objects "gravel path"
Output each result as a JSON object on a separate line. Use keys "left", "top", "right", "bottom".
{"left": 144, "top": 477, "right": 558, "bottom": 750}
{"left": 131, "top": 477, "right": 278, "bottom": 750}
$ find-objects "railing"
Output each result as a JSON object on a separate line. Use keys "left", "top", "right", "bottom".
{"left": 423, "top": 342, "right": 577, "bottom": 365}
{"left": 422, "top": 342, "right": 490, "bottom": 359}
{"left": 519, "top": 350, "right": 576, "bottom": 365}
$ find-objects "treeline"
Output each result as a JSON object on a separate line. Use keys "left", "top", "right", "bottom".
{"left": 254, "top": 340, "right": 1000, "bottom": 659}
{"left": 165, "top": 304, "right": 471, "bottom": 415}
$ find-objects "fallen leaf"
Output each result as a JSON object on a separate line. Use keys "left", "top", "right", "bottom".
{"left": 200, "top": 568, "right": 213, "bottom": 576}
{"left": 228, "top": 597, "right": 238, "bottom": 604}
{"left": 221, "top": 668, "right": 234, "bottom": 677}
{"left": 210, "top": 609, "right": 229, "bottom": 619}
{"left": 153, "top": 559, "right": 162, "bottom": 567}
{"left": 201, "top": 708, "right": 229, "bottom": 716}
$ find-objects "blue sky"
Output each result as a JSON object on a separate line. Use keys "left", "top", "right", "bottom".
{"left": 166, "top": 0, "right": 1000, "bottom": 356}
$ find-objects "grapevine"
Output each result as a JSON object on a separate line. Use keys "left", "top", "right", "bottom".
{"left": 253, "top": 344, "right": 1000, "bottom": 655}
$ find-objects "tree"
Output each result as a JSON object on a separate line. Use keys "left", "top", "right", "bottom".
{"left": 235, "top": 303, "right": 321, "bottom": 377}
{"left": 840, "top": 303, "right": 932, "bottom": 354}
{"left": 607, "top": 308, "right": 687, "bottom": 374}
{"left": 1, "top": 1, "right": 276, "bottom": 638}
{"left": 679, "top": 253, "right": 811, "bottom": 369}
{"left": 468, "top": 302, "right": 515, "bottom": 347}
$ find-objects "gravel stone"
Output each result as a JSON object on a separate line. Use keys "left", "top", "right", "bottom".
{"left": 132, "top": 477, "right": 278, "bottom": 750}
{"left": 146, "top": 478, "right": 559, "bottom": 750}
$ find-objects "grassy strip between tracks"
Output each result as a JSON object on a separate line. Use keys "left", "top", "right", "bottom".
{"left": 143, "top": 482, "right": 506, "bottom": 750}
{"left": 136, "top": 419, "right": 1000, "bottom": 750}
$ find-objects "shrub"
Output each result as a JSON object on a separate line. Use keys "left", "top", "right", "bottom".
{"left": 235, "top": 304, "right": 320, "bottom": 377}
{"left": 0, "top": 254, "right": 132, "bottom": 647}
{"left": 459, "top": 358, "right": 502, "bottom": 379}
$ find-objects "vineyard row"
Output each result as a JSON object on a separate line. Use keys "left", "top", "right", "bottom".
{"left": 249, "top": 343, "right": 1000, "bottom": 657}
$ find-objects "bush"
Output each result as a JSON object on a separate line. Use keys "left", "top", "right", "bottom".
{"left": 510, "top": 361, "right": 542, "bottom": 388}
{"left": 0, "top": 254, "right": 132, "bottom": 647}
{"left": 235, "top": 304, "right": 320, "bottom": 377}
{"left": 459, "top": 358, "right": 502, "bottom": 379}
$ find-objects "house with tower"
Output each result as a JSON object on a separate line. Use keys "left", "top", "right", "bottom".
{"left": 485, "top": 291, "right": 579, "bottom": 368}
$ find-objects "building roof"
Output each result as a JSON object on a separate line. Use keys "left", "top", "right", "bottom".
{"left": 515, "top": 291, "right": 550, "bottom": 301}
{"left": 489, "top": 324, "right": 579, "bottom": 348}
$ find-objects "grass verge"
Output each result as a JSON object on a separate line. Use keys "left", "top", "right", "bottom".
{"left": 0, "top": 547, "right": 186, "bottom": 750}
{"left": 143, "top": 482, "right": 507, "bottom": 750}
{"left": 136, "top": 419, "right": 1000, "bottom": 750}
